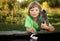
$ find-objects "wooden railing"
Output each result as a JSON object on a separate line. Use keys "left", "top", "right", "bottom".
{"left": 0, "top": 31, "right": 60, "bottom": 41}
{"left": 0, "top": 30, "right": 59, "bottom": 35}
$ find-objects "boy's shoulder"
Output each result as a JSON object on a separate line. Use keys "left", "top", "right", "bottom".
{"left": 26, "top": 15, "right": 32, "bottom": 19}
{"left": 26, "top": 15, "right": 32, "bottom": 20}
{"left": 26, "top": 15, "right": 30, "bottom": 18}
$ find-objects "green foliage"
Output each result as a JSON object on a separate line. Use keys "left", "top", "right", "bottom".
{"left": 20, "top": 1, "right": 29, "bottom": 9}
{"left": 48, "top": 0, "right": 60, "bottom": 7}
{"left": 48, "top": 13, "right": 60, "bottom": 22}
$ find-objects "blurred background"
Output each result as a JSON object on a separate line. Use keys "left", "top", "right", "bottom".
{"left": 0, "top": 0, "right": 60, "bottom": 31}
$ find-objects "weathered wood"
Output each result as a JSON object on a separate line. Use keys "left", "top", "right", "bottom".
{"left": 0, "top": 31, "right": 60, "bottom": 41}
{"left": 0, "top": 30, "right": 59, "bottom": 35}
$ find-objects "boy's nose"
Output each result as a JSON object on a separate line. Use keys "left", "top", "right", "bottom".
{"left": 33, "top": 11, "right": 36, "bottom": 13}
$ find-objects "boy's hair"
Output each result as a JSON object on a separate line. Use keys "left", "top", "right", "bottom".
{"left": 28, "top": 1, "right": 42, "bottom": 16}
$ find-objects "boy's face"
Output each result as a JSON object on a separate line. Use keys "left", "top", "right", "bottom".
{"left": 30, "top": 7, "right": 40, "bottom": 18}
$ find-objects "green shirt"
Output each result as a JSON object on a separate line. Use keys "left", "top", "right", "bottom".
{"left": 25, "top": 15, "right": 52, "bottom": 32}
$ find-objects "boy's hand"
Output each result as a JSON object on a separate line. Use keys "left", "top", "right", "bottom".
{"left": 30, "top": 28, "right": 35, "bottom": 33}
{"left": 26, "top": 27, "right": 35, "bottom": 33}
{"left": 48, "top": 26, "right": 55, "bottom": 31}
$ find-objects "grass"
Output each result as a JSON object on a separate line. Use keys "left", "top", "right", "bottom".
{"left": 0, "top": 24, "right": 26, "bottom": 31}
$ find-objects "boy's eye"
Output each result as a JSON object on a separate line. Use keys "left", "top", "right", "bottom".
{"left": 36, "top": 9, "right": 38, "bottom": 11}
{"left": 30, "top": 9, "right": 39, "bottom": 11}
{"left": 30, "top": 10, "right": 34, "bottom": 11}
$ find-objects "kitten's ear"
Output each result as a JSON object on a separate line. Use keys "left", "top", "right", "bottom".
{"left": 40, "top": 10, "right": 45, "bottom": 14}
{"left": 42, "top": 10, "right": 46, "bottom": 13}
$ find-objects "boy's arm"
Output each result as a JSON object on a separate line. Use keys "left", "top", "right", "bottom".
{"left": 48, "top": 23, "right": 55, "bottom": 31}
{"left": 25, "top": 16, "right": 36, "bottom": 33}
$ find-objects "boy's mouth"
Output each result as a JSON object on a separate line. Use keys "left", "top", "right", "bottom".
{"left": 33, "top": 14, "right": 36, "bottom": 16}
